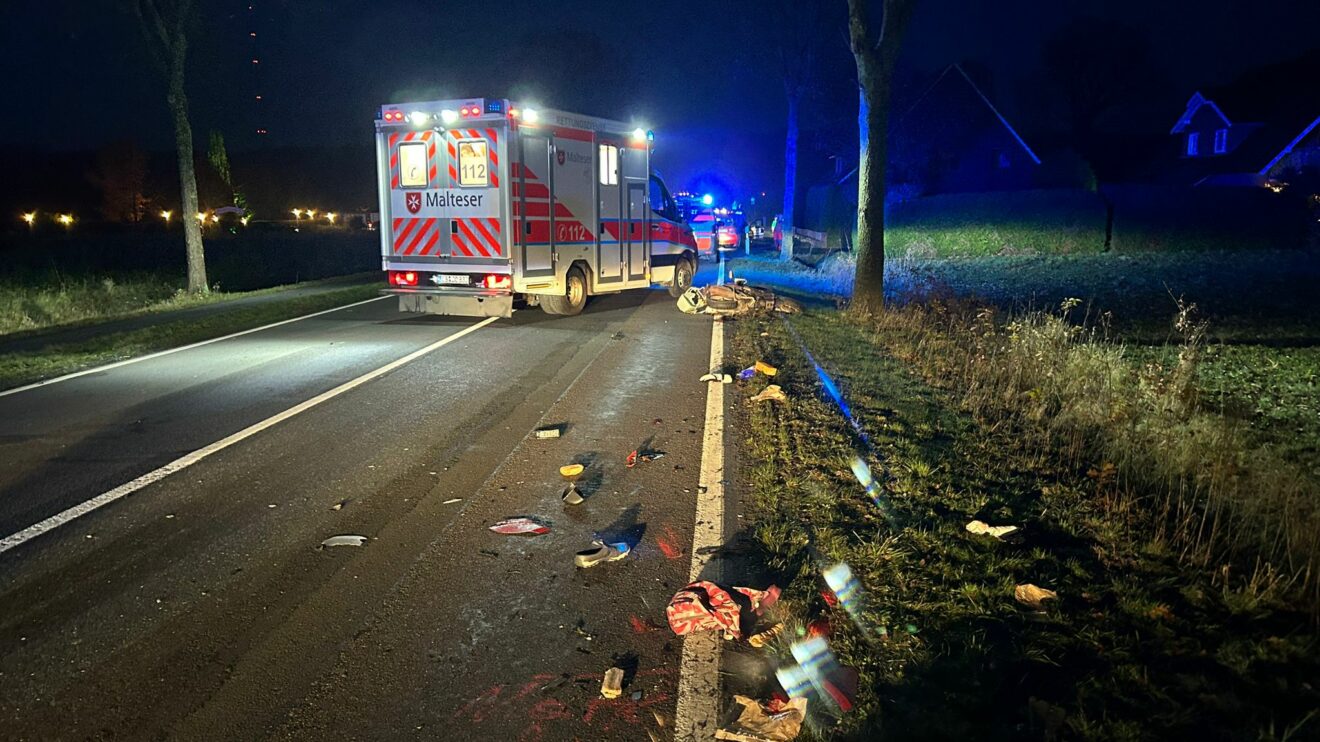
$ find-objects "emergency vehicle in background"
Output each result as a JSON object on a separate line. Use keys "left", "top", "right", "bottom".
{"left": 374, "top": 98, "right": 698, "bottom": 317}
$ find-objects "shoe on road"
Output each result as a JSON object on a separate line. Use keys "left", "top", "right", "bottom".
{"left": 574, "top": 540, "right": 630, "bottom": 568}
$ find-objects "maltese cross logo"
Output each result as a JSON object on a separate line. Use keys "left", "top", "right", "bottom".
{"left": 405, "top": 192, "right": 422, "bottom": 214}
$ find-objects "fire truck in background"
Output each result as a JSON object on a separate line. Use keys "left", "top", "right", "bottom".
{"left": 374, "top": 98, "right": 698, "bottom": 317}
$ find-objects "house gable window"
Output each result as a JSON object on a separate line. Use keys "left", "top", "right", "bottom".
{"left": 1214, "top": 128, "right": 1228, "bottom": 154}
{"left": 1186, "top": 132, "right": 1200, "bottom": 156}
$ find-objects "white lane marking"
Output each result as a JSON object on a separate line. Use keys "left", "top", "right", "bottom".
{"left": 675, "top": 314, "right": 726, "bottom": 740}
{"left": 0, "top": 294, "right": 389, "bottom": 399}
{"left": 0, "top": 316, "right": 497, "bottom": 555}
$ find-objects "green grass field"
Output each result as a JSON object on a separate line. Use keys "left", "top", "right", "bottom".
{"left": 0, "top": 283, "right": 381, "bottom": 391}
{"left": 730, "top": 307, "right": 1319, "bottom": 739}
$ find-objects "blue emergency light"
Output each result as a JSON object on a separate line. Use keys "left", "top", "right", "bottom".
{"left": 485, "top": 100, "right": 505, "bottom": 114}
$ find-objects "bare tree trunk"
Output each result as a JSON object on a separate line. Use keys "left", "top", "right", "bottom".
{"left": 852, "top": 65, "right": 888, "bottom": 313}
{"left": 846, "top": 0, "right": 916, "bottom": 315}
{"left": 166, "top": 21, "right": 207, "bottom": 293}
{"left": 779, "top": 90, "right": 800, "bottom": 262}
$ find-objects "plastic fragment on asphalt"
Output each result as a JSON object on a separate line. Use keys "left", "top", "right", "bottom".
{"left": 442, "top": 498, "right": 462, "bottom": 504}
{"left": 320, "top": 535, "right": 367, "bottom": 548}
{"left": 715, "top": 694, "right": 807, "bottom": 741}
{"left": 330, "top": 499, "right": 349, "bottom": 511}
{"left": 534, "top": 425, "right": 562, "bottom": 439}
{"left": 560, "top": 463, "right": 585, "bottom": 479}
{"left": 600, "top": 667, "right": 625, "bottom": 698}
{"left": 754, "top": 360, "right": 778, "bottom": 377}
{"left": 700, "top": 372, "right": 733, "bottom": 384}
{"left": 966, "top": 520, "right": 1018, "bottom": 539}
{"left": 1014, "top": 583, "right": 1059, "bottom": 610}
{"left": 562, "top": 483, "right": 585, "bottom": 505}
{"left": 750, "top": 385, "right": 786, "bottom": 403}
{"left": 489, "top": 517, "right": 550, "bottom": 536}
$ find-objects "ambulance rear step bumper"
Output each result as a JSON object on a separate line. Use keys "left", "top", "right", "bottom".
{"left": 388, "top": 288, "right": 513, "bottom": 318}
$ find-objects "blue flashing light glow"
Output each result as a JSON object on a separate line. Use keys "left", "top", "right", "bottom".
{"left": 701, "top": 194, "right": 714, "bottom": 206}
{"left": 485, "top": 100, "right": 504, "bottom": 114}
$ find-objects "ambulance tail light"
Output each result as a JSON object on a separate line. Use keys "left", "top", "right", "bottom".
{"left": 389, "top": 270, "right": 419, "bottom": 287}
{"left": 717, "top": 226, "right": 737, "bottom": 246}
{"left": 483, "top": 274, "right": 512, "bottom": 290}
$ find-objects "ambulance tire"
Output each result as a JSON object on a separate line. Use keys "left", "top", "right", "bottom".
{"left": 542, "top": 266, "right": 588, "bottom": 316}
{"left": 667, "top": 257, "right": 695, "bottom": 298}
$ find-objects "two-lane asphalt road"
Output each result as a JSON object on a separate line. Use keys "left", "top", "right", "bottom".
{"left": 0, "top": 287, "right": 731, "bottom": 740}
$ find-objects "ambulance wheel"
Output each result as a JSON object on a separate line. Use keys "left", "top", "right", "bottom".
{"left": 668, "top": 257, "right": 695, "bottom": 298}
{"left": 542, "top": 266, "right": 588, "bottom": 316}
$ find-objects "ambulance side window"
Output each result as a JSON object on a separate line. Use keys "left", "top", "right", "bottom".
{"left": 458, "top": 140, "right": 489, "bottom": 187}
{"left": 649, "top": 176, "right": 677, "bottom": 221}
{"left": 598, "top": 145, "right": 618, "bottom": 186}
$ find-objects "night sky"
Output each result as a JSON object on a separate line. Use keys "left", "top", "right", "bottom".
{"left": 3, "top": 0, "right": 1318, "bottom": 195}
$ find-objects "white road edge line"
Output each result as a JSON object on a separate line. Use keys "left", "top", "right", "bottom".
{"left": 0, "top": 294, "right": 390, "bottom": 399}
{"left": 675, "top": 314, "right": 726, "bottom": 741}
{"left": 0, "top": 316, "right": 498, "bottom": 556}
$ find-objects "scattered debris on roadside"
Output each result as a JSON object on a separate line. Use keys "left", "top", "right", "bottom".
{"left": 750, "top": 385, "right": 787, "bottom": 403}
{"left": 666, "top": 581, "right": 780, "bottom": 640}
{"left": 715, "top": 695, "right": 807, "bottom": 741}
{"left": 966, "top": 520, "right": 1018, "bottom": 539}
{"left": 574, "top": 540, "right": 630, "bottom": 568}
{"left": 600, "top": 666, "right": 625, "bottom": 698}
{"left": 319, "top": 535, "right": 367, "bottom": 548}
{"left": 1014, "top": 583, "right": 1058, "bottom": 610}
{"left": 330, "top": 499, "right": 350, "bottom": 511}
{"left": 747, "top": 622, "right": 785, "bottom": 648}
{"left": 626, "top": 449, "right": 666, "bottom": 468}
{"left": 739, "top": 366, "right": 756, "bottom": 380}
{"left": 489, "top": 517, "right": 550, "bottom": 536}
{"left": 534, "top": 425, "right": 563, "bottom": 439}
{"left": 561, "top": 483, "right": 585, "bottom": 505}
{"left": 677, "top": 284, "right": 804, "bottom": 317}
{"left": 700, "top": 371, "right": 734, "bottom": 384}
{"left": 442, "top": 498, "right": 462, "bottom": 505}
{"left": 754, "top": 360, "right": 778, "bottom": 377}
{"left": 560, "top": 463, "right": 585, "bottom": 479}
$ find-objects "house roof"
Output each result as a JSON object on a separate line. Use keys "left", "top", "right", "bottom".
{"left": 901, "top": 64, "right": 1042, "bottom": 165}
{"left": 1170, "top": 92, "right": 1231, "bottom": 134}
{"left": 1167, "top": 50, "right": 1320, "bottom": 180}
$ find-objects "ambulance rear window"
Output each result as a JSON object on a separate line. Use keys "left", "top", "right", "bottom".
{"left": 398, "top": 142, "right": 428, "bottom": 188}
{"left": 458, "top": 140, "right": 489, "bottom": 187}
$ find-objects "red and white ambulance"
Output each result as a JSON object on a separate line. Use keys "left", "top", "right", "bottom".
{"left": 374, "top": 98, "right": 698, "bottom": 317}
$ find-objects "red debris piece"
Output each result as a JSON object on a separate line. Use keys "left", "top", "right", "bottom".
{"left": 807, "top": 618, "right": 832, "bottom": 639}
{"left": 666, "top": 581, "right": 778, "bottom": 639}
{"left": 626, "top": 450, "right": 639, "bottom": 468}
{"left": 489, "top": 517, "right": 550, "bottom": 536}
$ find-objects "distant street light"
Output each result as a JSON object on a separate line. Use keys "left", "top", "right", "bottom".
{"left": 306, "top": 209, "right": 318, "bottom": 221}
{"left": 21, "top": 211, "right": 36, "bottom": 228}
{"left": 196, "top": 212, "right": 207, "bottom": 224}
{"left": 56, "top": 213, "right": 73, "bottom": 227}
{"left": 240, "top": 215, "right": 251, "bottom": 226}
{"left": 291, "top": 208, "right": 303, "bottom": 220}
{"left": 325, "top": 212, "right": 337, "bottom": 224}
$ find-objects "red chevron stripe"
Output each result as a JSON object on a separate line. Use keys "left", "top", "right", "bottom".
{"left": 419, "top": 225, "right": 440, "bottom": 256}
{"left": 457, "top": 219, "right": 490, "bottom": 258}
{"left": 403, "top": 218, "right": 431, "bottom": 255}
{"left": 451, "top": 229, "right": 472, "bottom": 256}
{"left": 471, "top": 217, "right": 499, "bottom": 256}
{"left": 393, "top": 218, "right": 418, "bottom": 252}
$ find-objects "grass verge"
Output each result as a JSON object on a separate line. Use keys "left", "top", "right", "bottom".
{"left": 0, "top": 284, "right": 382, "bottom": 391}
{"left": 730, "top": 307, "right": 1319, "bottom": 739}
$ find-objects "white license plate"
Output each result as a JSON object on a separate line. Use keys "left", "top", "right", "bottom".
{"left": 436, "top": 274, "right": 470, "bottom": 285}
